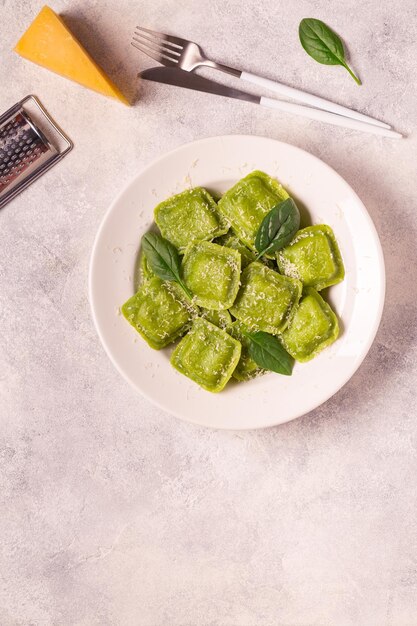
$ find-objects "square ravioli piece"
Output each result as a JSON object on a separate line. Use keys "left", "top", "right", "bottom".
{"left": 171, "top": 318, "right": 241, "bottom": 393}
{"left": 277, "top": 224, "right": 345, "bottom": 291}
{"left": 217, "top": 170, "right": 289, "bottom": 251}
{"left": 182, "top": 241, "right": 241, "bottom": 310}
{"left": 280, "top": 287, "right": 339, "bottom": 362}
{"left": 230, "top": 262, "right": 302, "bottom": 334}
{"left": 154, "top": 187, "right": 228, "bottom": 252}
{"left": 121, "top": 277, "right": 191, "bottom": 349}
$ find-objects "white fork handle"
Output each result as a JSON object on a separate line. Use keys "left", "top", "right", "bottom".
{"left": 260, "top": 97, "right": 402, "bottom": 138}
{"left": 241, "top": 71, "right": 390, "bottom": 130}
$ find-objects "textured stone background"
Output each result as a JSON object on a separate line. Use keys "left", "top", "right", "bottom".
{"left": 1, "top": 0, "right": 417, "bottom": 624}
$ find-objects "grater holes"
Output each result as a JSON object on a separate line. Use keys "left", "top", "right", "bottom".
{"left": 1, "top": 104, "right": 64, "bottom": 199}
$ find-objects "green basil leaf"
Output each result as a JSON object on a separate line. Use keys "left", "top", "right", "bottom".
{"left": 141, "top": 232, "right": 192, "bottom": 298}
{"left": 299, "top": 18, "right": 361, "bottom": 85}
{"left": 255, "top": 198, "right": 300, "bottom": 258}
{"left": 246, "top": 331, "right": 294, "bottom": 376}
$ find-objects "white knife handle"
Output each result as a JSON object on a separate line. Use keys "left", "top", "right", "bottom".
{"left": 259, "top": 96, "right": 402, "bottom": 138}
{"left": 241, "top": 71, "right": 390, "bottom": 129}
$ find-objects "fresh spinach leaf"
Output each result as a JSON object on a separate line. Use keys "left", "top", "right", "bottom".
{"left": 245, "top": 330, "right": 294, "bottom": 375}
{"left": 255, "top": 197, "right": 300, "bottom": 259}
{"left": 299, "top": 18, "right": 361, "bottom": 85}
{"left": 141, "top": 232, "right": 193, "bottom": 298}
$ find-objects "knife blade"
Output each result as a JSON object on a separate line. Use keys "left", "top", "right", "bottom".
{"left": 140, "top": 66, "right": 260, "bottom": 104}
{"left": 139, "top": 66, "right": 402, "bottom": 138}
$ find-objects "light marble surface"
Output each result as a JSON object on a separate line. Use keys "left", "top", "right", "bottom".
{"left": 1, "top": 0, "right": 417, "bottom": 624}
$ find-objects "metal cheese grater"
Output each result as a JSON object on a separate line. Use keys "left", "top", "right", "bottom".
{"left": 0, "top": 95, "right": 73, "bottom": 209}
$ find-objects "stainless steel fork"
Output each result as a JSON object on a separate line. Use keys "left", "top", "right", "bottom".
{"left": 133, "top": 26, "right": 241, "bottom": 77}
{"left": 132, "top": 26, "right": 390, "bottom": 129}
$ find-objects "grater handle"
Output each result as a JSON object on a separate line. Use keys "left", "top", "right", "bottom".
{"left": 20, "top": 94, "right": 74, "bottom": 156}
{"left": 0, "top": 95, "right": 73, "bottom": 209}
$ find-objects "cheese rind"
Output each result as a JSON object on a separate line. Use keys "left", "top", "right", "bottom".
{"left": 14, "top": 5, "right": 129, "bottom": 104}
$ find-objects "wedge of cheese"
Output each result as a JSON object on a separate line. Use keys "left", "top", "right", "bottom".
{"left": 14, "top": 5, "right": 129, "bottom": 104}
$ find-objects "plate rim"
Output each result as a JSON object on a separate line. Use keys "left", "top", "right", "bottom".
{"left": 89, "top": 134, "right": 386, "bottom": 430}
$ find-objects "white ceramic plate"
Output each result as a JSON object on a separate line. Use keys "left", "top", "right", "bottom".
{"left": 89, "top": 135, "right": 385, "bottom": 430}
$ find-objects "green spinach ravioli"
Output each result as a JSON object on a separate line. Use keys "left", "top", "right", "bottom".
{"left": 230, "top": 262, "right": 302, "bottom": 334}
{"left": 121, "top": 170, "right": 344, "bottom": 393}
{"left": 217, "top": 170, "right": 289, "bottom": 251}
{"left": 171, "top": 318, "right": 241, "bottom": 393}
{"left": 121, "top": 277, "right": 191, "bottom": 349}
{"left": 154, "top": 187, "right": 228, "bottom": 252}
{"left": 182, "top": 241, "right": 241, "bottom": 310}
{"left": 277, "top": 224, "right": 345, "bottom": 290}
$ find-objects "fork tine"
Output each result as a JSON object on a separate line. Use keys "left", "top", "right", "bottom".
{"left": 131, "top": 40, "right": 179, "bottom": 67}
{"left": 132, "top": 36, "right": 180, "bottom": 62}
{"left": 133, "top": 31, "right": 182, "bottom": 57}
{"left": 134, "top": 28, "right": 183, "bottom": 53}
{"left": 135, "top": 25, "right": 185, "bottom": 49}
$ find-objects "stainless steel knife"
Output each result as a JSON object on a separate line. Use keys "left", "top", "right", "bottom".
{"left": 139, "top": 67, "right": 402, "bottom": 138}
{"left": 140, "top": 66, "right": 258, "bottom": 104}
